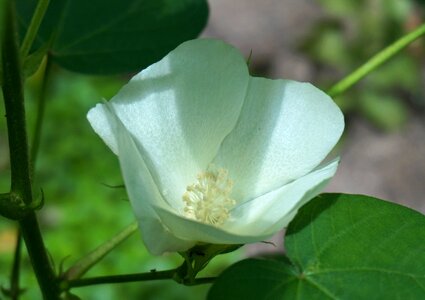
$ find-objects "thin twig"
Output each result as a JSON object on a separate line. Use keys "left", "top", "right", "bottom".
{"left": 30, "top": 55, "right": 52, "bottom": 167}
{"left": 327, "top": 23, "right": 425, "bottom": 97}
{"left": 63, "top": 222, "right": 138, "bottom": 280}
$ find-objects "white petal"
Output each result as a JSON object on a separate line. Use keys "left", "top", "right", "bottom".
{"left": 212, "top": 78, "right": 344, "bottom": 202}
{"left": 138, "top": 218, "right": 195, "bottom": 255}
{"left": 100, "top": 103, "right": 195, "bottom": 255}
{"left": 154, "top": 205, "right": 272, "bottom": 245}
{"left": 88, "top": 39, "right": 249, "bottom": 211}
{"left": 223, "top": 160, "right": 339, "bottom": 236}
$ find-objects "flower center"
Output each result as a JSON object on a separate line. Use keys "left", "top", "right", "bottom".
{"left": 183, "top": 167, "right": 235, "bottom": 226}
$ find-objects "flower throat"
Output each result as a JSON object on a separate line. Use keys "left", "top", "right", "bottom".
{"left": 183, "top": 167, "right": 235, "bottom": 226}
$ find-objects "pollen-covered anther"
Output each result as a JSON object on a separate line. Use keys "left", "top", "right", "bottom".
{"left": 183, "top": 168, "right": 235, "bottom": 226}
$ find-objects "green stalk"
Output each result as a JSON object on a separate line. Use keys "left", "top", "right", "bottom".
{"left": 2, "top": 4, "right": 31, "bottom": 203}
{"left": 19, "top": 216, "right": 59, "bottom": 299}
{"left": 30, "top": 55, "right": 52, "bottom": 166}
{"left": 20, "top": 0, "right": 50, "bottom": 59}
{"left": 0, "top": 0, "right": 6, "bottom": 84}
{"left": 1, "top": 2, "right": 59, "bottom": 299}
{"left": 65, "top": 270, "right": 176, "bottom": 289}
{"left": 328, "top": 23, "right": 425, "bottom": 98}
{"left": 63, "top": 244, "right": 227, "bottom": 290}
{"left": 63, "top": 222, "right": 138, "bottom": 280}
{"left": 65, "top": 271, "right": 214, "bottom": 289}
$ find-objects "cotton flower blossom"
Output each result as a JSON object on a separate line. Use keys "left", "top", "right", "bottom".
{"left": 87, "top": 39, "right": 344, "bottom": 255}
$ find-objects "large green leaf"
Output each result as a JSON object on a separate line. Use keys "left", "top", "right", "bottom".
{"left": 16, "top": 0, "right": 208, "bottom": 74}
{"left": 209, "top": 194, "right": 425, "bottom": 299}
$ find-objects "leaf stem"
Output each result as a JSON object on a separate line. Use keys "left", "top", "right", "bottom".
{"left": 327, "top": 23, "right": 425, "bottom": 98}
{"left": 1, "top": 2, "right": 59, "bottom": 299}
{"left": 20, "top": 0, "right": 50, "bottom": 59}
{"left": 63, "top": 221, "right": 138, "bottom": 280}
{"left": 30, "top": 55, "right": 52, "bottom": 167}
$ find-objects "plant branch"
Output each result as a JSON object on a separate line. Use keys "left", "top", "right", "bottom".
{"left": 327, "top": 23, "right": 425, "bottom": 98}
{"left": 186, "top": 277, "right": 216, "bottom": 286}
{"left": 62, "top": 243, "right": 235, "bottom": 291}
{"left": 64, "top": 270, "right": 215, "bottom": 290}
{"left": 18, "top": 216, "right": 59, "bottom": 299}
{"left": 63, "top": 221, "right": 138, "bottom": 280}
{"left": 65, "top": 269, "right": 176, "bottom": 289}
{"left": 20, "top": 0, "right": 50, "bottom": 59}
{"left": 0, "top": 0, "right": 6, "bottom": 85}
{"left": 1, "top": 1, "right": 59, "bottom": 299}
{"left": 2, "top": 3, "right": 32, "bottom": 203}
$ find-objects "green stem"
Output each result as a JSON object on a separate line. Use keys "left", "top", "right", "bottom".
{"left": 2, "top": 4, "right": 32, "bottom": 204}
{"left": 65, "top": 271, "right": 215, "bottom": 289}
{"left": 19, "top": 215, "right": 59, "bottom": 299}
{"left": 30, "top": 55, "right": 52, "bottom": 167}
{"left": 185, "top": 277, "right": 216, "bottom": 286}
{"left": 65, "top": 270, "right": 176, "bottom": 289}
{"left": 19, "top": 216, "right": 60, "bottom": 298}
{"left": 0, "top": 0, "right": 6, "bottom": 84}
{"left": 327, "top": 23, "right": 425, "bottom": 98}
{"left": 20, "top": 0, "right": 50, "bottom": 59}
{"left": 9, "top": 230, "right": 22, "bottom": 300}
{"left": 63, "top": 221, "right": 138, "bottom": 280}
{"left": 1, "top": 2, "right": 59, "bottom": 299}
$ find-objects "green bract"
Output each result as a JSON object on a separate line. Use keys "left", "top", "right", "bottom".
{"left": 87, "top": 39, "right": 345, "bottom": 255}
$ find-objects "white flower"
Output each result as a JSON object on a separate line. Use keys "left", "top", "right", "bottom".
{"left": 87, "top": 39, "right": 344, "bottom": 255}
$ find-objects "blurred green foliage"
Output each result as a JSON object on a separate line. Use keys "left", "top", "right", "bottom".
{"left": 304, "top": 0, "right": 424, "bottom": 131}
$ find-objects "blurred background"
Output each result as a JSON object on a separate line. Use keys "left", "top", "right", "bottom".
{"left": 1, "top": 0, "right": 424, "bottom": 299}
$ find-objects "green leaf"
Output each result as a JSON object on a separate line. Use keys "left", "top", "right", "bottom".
{"left": 16, "top": 0, "right": 208, "bottom": 75}
{"left": 209, "top": 194, "right": 425, "bottom": 299}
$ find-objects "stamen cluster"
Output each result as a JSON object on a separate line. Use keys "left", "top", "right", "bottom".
{"left": 183, "top": 167, "right": 235, "bottom": 226}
